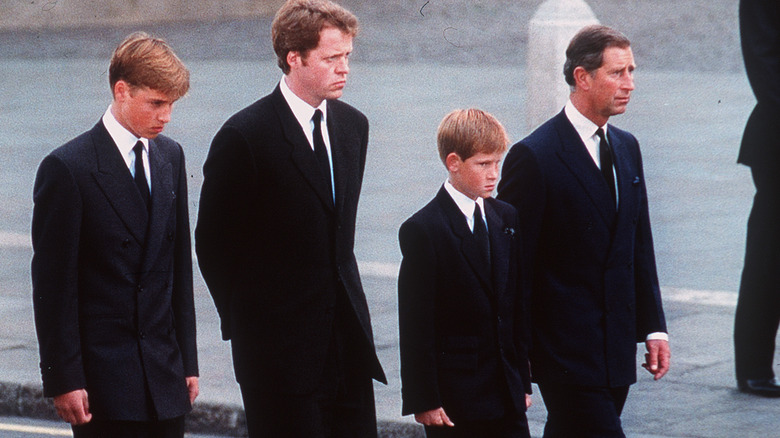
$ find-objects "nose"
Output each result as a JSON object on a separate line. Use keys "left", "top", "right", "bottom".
{"left": 336, "top": 57, "right": 349, "bottom": 75}
{"left": 623, "top": 72, "right": 635, "bottom": 91}
{"left": 159, "top": 104, "right": 172, "bottom": 124}
{"left": 488, "top": 163, "right": 499, "bottom": 180}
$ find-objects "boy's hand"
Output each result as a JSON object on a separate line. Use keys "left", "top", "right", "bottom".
{"left": 415, "top": 407, "right": 455, "bottom": 427}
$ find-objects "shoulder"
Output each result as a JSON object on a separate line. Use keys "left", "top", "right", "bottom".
{"left": 45, "top": 128, "right": 98, "bottom": 172}
{"left": 151, "top": 134, "right": 185, "bottom": 164}
{"left": 486, "top": 197, "right": 517, "bottom": 218}
{"left": 220, "top": 91, "right": 278, "bottom": 133}
{"left": 607, "top": 124, "right": 638, "bottom": 144}
{"left": 400, "top": 196, "right": 444, "bottom": 235}
{"left": 328, "top": 99, "right": 368, "bottom": 127}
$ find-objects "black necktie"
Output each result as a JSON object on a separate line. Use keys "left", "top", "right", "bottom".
{"left": 133, "top": 141, "right": 150, "bottom": 210}
{"left": 312, "top": 110, "right": 333, "bottom": 201}
{"left": 473, "top": 202, "right": 491, "bottom": 266}
{"left": 596, "top": 128, "right": 616, "bottom": 206}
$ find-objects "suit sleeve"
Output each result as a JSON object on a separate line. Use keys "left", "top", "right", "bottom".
{"left": 510, "top": 211, "right": 533, "bottom": 395}
{"left": 397, "top": 220, "right": 442, "bottom": 416}
{"left": 31, "top": 155, "right": 86, "bottom": 397}
{"left": 497, "top": 143, "right": 546, "bottom": 278}
{"left": 631, "top": 141, "right": 667, "bottom": 340}
{"left": 740, "top": 0, "right": 780, "bottom": 110}
{"left": 172, "top": 144, "right": 198, "bottom": 376}
{"left": 195, "top": 125, "right": 257, "bottom": 340}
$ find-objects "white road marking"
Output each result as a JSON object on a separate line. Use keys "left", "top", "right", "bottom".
{"left": 0, "top": 231, "right": 31, "bottom": 249}
{"left": 2, "top": 230, "right": 740, "bottom": 309}
{"left": 0, "top": 423, "right": 71, "bottom": 436}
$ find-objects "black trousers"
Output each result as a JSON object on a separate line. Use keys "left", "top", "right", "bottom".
{"left": 735, "top": 165, "right": 780, "bottom": 381}
{"left": 423, "top": 411, "right": 530, "bottom": 438}
{"left": 538, "top": 383, "right": 629, "bottom": 438}
{"left": 239, "top": 291, "right": 377, "bottom": 438}
{"left": 71, "top": 416, "right": 185, "bottom": 438}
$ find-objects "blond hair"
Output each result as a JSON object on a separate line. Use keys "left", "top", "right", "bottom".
{"left": 437, "top": 109, "right": 509, "bottom": 164}
{"left": 109, "top": 31, "right": 189, "bottom": 99}
{"left": 272, "top": 0, "right": 358, "bottom": 75}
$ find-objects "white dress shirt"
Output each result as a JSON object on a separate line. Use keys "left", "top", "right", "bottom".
{"left": 102, "top": 106, "right": 151, "bottom": 191}
{"left": 564, "top": 100, "right": 619, "bottom": 206}
{"left": 280, "top": 76, "right": 335, "bottom": 199}
{"left": 444, "top": 180, "right": 487, "bottom": 233}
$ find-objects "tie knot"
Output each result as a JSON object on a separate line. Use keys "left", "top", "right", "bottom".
{"left": 595, "top": 128, "right": 607, "bottom": 143}
{"left": 133, "top": 141, "right": 145, "bottom": 155}
{"left": 474, "top": 202, "right": 483, "bottom": 221}
{"left": 312, "top": 109, "right": 323, "bottom": 124}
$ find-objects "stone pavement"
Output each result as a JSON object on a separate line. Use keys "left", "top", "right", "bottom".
{"left": 1, "top": 55, "right": 778, "bottom": 436}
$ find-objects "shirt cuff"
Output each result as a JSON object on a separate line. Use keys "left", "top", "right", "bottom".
{"left": 646, "top": 332, "right": 669, "bottom": 342}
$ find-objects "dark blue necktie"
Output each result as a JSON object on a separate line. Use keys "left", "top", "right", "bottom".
{"left": 133, "top": 141, "right": 150, "bottom": 211}
{"left": 596, "top": 128, "right": 616, "bottom": 206}
{"left": 474, "top": 202, "right": 490, "bottom": 266}
{"left": 312, "top": 110, "right": 333, "bottom": 201}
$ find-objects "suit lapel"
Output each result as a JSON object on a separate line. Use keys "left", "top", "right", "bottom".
{"left": 485, "top": 201, "right": 509, "bottom": 298}
{"left": 436, "top": 188, "right": 493, "bottom": 292}
{"left": 553, "top": 112, "right": 616, "bottom": 226}
{"left": 327, "top": 104, "right": 355, "bottom": 218}
{"left": 90, "top": 121, "right": 148, "bottom": 245}
{"left": 272, "top": 87, "right": 335, "bottom": 212}
{"left": 140, "top": 140, "right": 174, "bottom": 276}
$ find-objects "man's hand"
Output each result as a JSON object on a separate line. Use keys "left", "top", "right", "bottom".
{"left": 642, "top": 339, "right": 671, "bottom": 380}
{"left": 53, "top": 389, "right": 91, "bottom": 425}
{"left": 525, "top": 393, "right": 533, "bottom": 408}
{"left": 186, "top": 376, "right": 199, "bottom": 404}
{"left": 414, "top": 407, "right": 455, "bottom": 427}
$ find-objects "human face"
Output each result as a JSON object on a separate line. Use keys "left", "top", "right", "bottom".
{"left": 286, "top": 27, "right": 353, "bottom": 107}
{"left": 111, "top": 81, "right": 176, "bottom": 139}
{"left": 447, "top": 151, "right": 503, "bottom": 200}
{"left": 581, "top": 46, "right": 635, "bottom": 126}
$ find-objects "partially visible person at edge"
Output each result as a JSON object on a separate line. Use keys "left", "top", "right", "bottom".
{"left": 733, "top": 0, "right": 780, "bottom": 398}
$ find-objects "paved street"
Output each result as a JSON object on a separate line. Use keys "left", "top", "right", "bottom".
{"left": 3, "top": 55, "right": 777, "bottom": 437}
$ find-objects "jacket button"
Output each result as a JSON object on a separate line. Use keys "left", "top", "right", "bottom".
{"left": 167, "top": 232, "right": 174, "bottom": 241}
{"left": 122, "top": 239, "right": 131, "bottom": 248}
{"left": 138, "top": 331, "right": 145, "bottom": 339}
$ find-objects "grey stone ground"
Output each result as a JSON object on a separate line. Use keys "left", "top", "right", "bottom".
{"left": 3, "top": 1, "right": 779, "bottom": 437}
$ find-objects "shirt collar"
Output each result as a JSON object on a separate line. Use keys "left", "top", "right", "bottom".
{"left": 280, "top": 76, "right": 327, "bottom": 128}
{"left": 444, "top": 180, "right": 485, "bottom": 220}
{"left": 564, "top": 99, "right": 607, "bottom": 143}
{"left": 102, "top": 106, "right": 148, "bottom": 158}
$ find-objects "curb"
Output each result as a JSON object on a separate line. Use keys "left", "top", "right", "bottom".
{"left": 0, "top": 381, "right": 424, "bottom": 437}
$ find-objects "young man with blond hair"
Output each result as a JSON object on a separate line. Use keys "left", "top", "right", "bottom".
{"left": 398, "top": 109, "right": 533, "bottom": 438}
{"left": 32, "top": 31, "right": 198, "bottom": 438}
{"left": 196, "top": 1, "right": 385, "bottom": 436}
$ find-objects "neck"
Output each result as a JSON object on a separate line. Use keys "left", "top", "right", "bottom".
{"left": 570, "top": 93, "right": 608, "bottom": 127}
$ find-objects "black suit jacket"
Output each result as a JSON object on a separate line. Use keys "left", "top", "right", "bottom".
{"left": 497, "top": 110, "right": 666, "bottom": 388}
{"left": 738, "top": 0, "right": 780, "bottom": 168}
{"left": 398, "top": 188, "right": 531, "bottom": 422}
{"left": 31, "top": 121, "right": 197, "bottom": 421}
{"left": 195, "top": 85, "right": 386, "bottom": 393}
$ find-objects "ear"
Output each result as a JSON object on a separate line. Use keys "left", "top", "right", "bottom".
{"left": 113, "top": 80, "right": 130, "bottom": 102}
{"left": 287, "top": 51, "right": 301, "bottom": 70}
{"left": 572, "top": 66, "right": 592, "bottom": 91}
{"left": 445, "top": 152, "right": 462, "bottom": 173}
